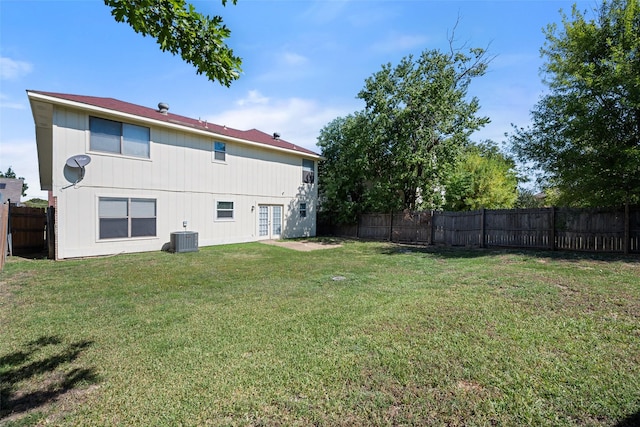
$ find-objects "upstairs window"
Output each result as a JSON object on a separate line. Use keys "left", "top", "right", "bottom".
{"left": 214, "top": 141, "right": 226, "bottom": 162}
{"left": 90, "top": 117, "right": 150, "bottom": 158}
{"left": 302, "top": 159, "right": 315, "bottom": 184}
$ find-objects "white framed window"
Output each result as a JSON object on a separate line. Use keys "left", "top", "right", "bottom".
{"left": 90, "top": 116, "right": 150, "bottom": 158}
{"left": 216, "top": 200, "right": 234, "bottom": 220}
{"left": 213, "top": 141, "right": 226, "bottom": 162}
{"left": 300, "top": 202, "right": 307, "bottom": 218}
{"left": 99, "top": 197, "right": 156, "bottom": 239}
{"left": 302, "top": 159, "right": 315, "bottom": 184}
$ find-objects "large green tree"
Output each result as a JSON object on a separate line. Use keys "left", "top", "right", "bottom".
{"left": 511, "top": 0, "right": 640, "bottom": 207}
{"left": 317, "top": 113, "right": 370, "bottom": 224}
{"left": 443, "top": 142, "right": 519, "bottom": 211}
{"left": 105, "top": 0, "right": 241, "bottom": 86}
{"left": 358, "top": 47, "right": 491, "bottom": 211}
{"left": 318, "top": 45, "right": 491, "bottom": 221}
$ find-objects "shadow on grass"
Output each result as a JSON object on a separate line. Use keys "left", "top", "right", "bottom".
{"left": 615, "top": 410, "right": 640, "bottom": 427}
{"left": 9, "top": 249, "right": 49, "bottom": 260}
{"left": 0, "top": 336, "right": 98, "bottom": 420}
{"left": 367, "top": 241, "right": 640, "bottom": 263}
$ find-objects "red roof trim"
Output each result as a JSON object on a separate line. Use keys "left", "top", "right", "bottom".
{"left": 28, "top": 90, "right": 318, "bottom": 157}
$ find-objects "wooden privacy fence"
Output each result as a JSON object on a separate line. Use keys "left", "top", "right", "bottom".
{"left": 1, "top": 204, "right": 8, "bottom": 271}
{"left": 318, "top": 205, "right": 640, "bottom": 254}
{"left": 6, "top": 205, "right": 47, "bottom": 256}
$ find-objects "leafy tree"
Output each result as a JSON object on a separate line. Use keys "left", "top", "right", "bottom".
{"left": 24, "top": 198, "right": 49, "bottom": 209}
{"left": 357, "top": 47, "right": 491, "bottom": 211}
{"left": 105, "top": 0, "right": 241, "bottom": 86}
{"left": 319, "top": 43, "right": 491, "bottom": 222}
{"left": 443, "top": 142, "right": 519, "bottom": 211}
{"left": 317, "top": 114, "right": 370, "bottom": 224}
{"left": 514, "top": 188, "right": 545, "bottom": 209}
{"left": 0, "top": 167, "right": 28, "bottom": 197}
{"left": 510, "top": 0, "right": 640, "bottom": 207}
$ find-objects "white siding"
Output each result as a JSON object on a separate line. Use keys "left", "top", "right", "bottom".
{"left": 51, "top": 106, "right": 317, "bottom": 259}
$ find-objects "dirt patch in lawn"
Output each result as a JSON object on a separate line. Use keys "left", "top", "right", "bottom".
{"left": 260, "top": 239, "right": 343, "bottom": 252}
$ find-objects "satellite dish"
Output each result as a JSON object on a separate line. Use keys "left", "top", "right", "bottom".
{"left": 66, "top": 154, "right": 91, "bottom": 168}
{"left": 62, "top": 154, "right": 91, "bottom": 190}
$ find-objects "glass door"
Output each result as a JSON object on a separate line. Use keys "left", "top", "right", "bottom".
{"left": 258, "top": 205, "right": 282, "bottom": 239}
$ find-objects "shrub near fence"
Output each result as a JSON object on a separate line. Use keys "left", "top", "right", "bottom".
{"left": 318, "top": 205, "right": 640, "bottom": 254}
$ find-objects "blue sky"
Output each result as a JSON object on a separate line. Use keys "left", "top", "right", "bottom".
{"left": 1, "top": 0, "right": 591, "bottom": 200}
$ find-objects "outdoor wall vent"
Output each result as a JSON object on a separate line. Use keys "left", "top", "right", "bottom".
{"left": 158, "top": 102, "right": 169, "bottom": 115}
{"left": 170, "top": 231, "right": 198, "bottom": 253}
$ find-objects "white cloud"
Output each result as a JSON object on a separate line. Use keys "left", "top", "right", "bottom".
{"left": 236, "top": 90, "right": 270, "bottom": 106}
{"left": 371, "top": 33, "right": 430, "bottom": 54}
{"left": 491, "top": 53, "right": 540, "bottom": 70}
{"left": 253, "top": 49, "right": 313, "bottom": 83}
{"left": 282, "top": 52, "right": 309, "bottom": 66}
{"left": 301, "top": 0, "right": 351, "bottom": 24}
{"left": 207, "top": 91, "right": 355, "bottom": 152}
{"left": 0, "top": 94, "right": 26, "bottom": 110}
{"left": 473, "top": 86, "right": 539, "bottom": 144}
{"left": 0, "top": 56, "right": 33, "bottom": 80}
{"left": 347, "top": 7, "right": 396, "bottom": 28}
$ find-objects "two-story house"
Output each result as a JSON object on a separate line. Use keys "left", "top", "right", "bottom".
{"left": 28, "top": 91, "right": 319, "bottom": 259}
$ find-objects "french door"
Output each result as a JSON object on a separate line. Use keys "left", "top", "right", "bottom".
{"left": 258, "top": 205, "right": 282, "bottom": 239}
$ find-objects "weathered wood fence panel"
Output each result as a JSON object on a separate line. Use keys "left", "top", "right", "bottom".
{"left": 555, "top": 207, "right": 625, "bottom": 252}
{"left": 631, "top": 207, "right": 640, "bottom": 253}
{"left": 391, "top": 211, "right": 432, "bottom": 244}
{"left": 319, "top": 205, "right": 640, "bottom": 254}
{"left": 9, "top": 205, "right": 47, "bottom": 255}
{"left": 485, "top": 209, "right": 552, "bottom": 249}
{"left": 359, "top": 213, "right": 392, "bottom": 241}
{"left": 433, "top": 211, "right": 482, "bottom": 247}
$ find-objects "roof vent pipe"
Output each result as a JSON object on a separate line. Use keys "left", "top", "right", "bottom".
{"left": 158, "top": 102, "right": 169, "bottom": 114}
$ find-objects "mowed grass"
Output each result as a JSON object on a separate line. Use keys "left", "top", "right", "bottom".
{"left": 1, "top": 240, "right": 639, "bottom": 426}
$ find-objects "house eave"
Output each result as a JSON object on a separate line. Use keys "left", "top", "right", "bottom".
{"left": 28, "top": 95, "right": 54, "bottom": 191}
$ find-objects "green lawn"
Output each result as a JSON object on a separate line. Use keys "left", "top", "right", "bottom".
{"left": 1, "top": 240, "right": 639, "bottom": 426}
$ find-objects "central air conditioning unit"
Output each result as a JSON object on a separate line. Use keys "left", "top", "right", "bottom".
{"left": 170, "top": 231, "right": 199, "bottom": 253}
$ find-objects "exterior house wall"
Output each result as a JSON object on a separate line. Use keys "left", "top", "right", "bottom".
{"left": 0, "top": 178, "right": 24, "bottom": 204}
{"left": 50, "top": 106, "right": 317, "bottom": 259}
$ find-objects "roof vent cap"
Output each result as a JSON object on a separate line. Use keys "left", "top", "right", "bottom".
{"left": 273, "top": 132, "right": 280, "bottom": 140}
{"left": 158, "top": 102, "right": 169, "bottom": 114}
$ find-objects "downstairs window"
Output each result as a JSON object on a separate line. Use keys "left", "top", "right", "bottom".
{"left": 99, "top": 197, "right": 156, "bottom": 239}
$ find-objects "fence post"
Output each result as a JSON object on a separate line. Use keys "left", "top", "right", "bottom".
{"left": 47, "top": 206, "right": 56, "bottom": 260}
{"left": 388, "top": 211, "right": 393, "bottom": 242}
{"left": 624, "top": 202, "right": 630, "bottom": 255}
{"left": 480, "top": 207, "right": 486, "bottom": 248}
{"left": 0, "top": 204, "right": 8, "bottom": 271}
{"left": 549, "top": 206, "right": 556, "bottom": 251}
